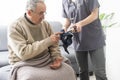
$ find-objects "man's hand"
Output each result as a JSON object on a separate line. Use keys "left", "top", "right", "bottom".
{"left": 50, "top": 57, "right": 63, "bottom": 69}
{"left": 50, "top": 32, "right": 62, "bottom": 43}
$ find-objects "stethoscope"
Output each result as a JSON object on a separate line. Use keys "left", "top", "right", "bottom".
{"left": 68, "top": 0, "right": 82, "bottom": 47}
{"left": 68, "top": 0, "right": 77, "bottom": 23}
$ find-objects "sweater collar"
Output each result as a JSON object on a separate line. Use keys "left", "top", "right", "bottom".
{"left": 24, "top": 13, "right": 35, "bottom": 25}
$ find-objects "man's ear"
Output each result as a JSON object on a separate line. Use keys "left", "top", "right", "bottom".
{"left": 27, "top": 10, "right": 32, "bottom": 16}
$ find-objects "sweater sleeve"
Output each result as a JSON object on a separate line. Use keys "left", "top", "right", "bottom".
{"left": 45, "top": 22, "right": 62, "bottom": 60}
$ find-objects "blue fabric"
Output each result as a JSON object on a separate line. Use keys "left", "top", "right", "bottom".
{"left": 0, "top": 26, "right": 8, "bottom": 51}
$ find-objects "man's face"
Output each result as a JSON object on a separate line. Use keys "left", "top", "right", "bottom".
{"left": 30, "top": 2, "right": 46, "bottom": 24}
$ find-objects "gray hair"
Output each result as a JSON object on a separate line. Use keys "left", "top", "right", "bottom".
{"left": 26, "top": 0, "right": 44, "bottom": 11}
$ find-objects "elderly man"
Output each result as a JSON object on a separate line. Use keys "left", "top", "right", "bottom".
{"left": 7, "top": 0, "right": 76, "bottom": 80}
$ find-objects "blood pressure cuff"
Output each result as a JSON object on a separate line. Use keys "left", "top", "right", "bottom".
{"left": 60, "top": 29, "right": 73, "bottom": 54}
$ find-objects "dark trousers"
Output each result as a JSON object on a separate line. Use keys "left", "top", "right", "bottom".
{"left": 75, "top": 47, "right": 107, "bottom": 80}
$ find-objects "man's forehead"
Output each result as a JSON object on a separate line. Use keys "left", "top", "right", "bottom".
{"left": 37, "top": 2, "right": 45, "bottom": 7}
{"left": 36, "top": 2, "right": 46, "bottom": 11}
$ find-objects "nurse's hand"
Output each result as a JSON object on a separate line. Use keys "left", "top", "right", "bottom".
{"left": 75, "top": 22, "right": 82, "bottom": 32}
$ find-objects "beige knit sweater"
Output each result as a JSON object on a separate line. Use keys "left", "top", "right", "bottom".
{"left": 8, "top": 15, "right": 62, "bottom": 65}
